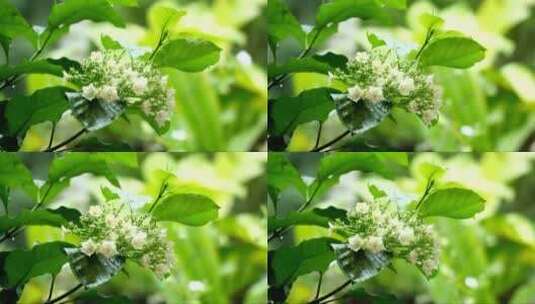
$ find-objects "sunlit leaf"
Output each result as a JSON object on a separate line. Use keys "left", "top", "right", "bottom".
{"left": 154, "top": 38, "right": 221, "bottom": 72}
{"left": 152, "top": 193, "right": 219, "bottom": 226}
{"left": 419, "top": 37, "right": 486, "bottom": 68}
{"left": 0, "top": 207, "right": 81, "bottom": 233}
{"left": 0, "top": 0, "right": 37, "bottom": 46}
{"left": 267, "top": 153, "right": 307, "bottom": 201}
{"left": 48, "top": 0, "right": 126, "bottom": 29}
{"left": 268, "top": 207, "right": 347, "bottom": 232}
{"left": 0, "top": 154, "right": 38, "bottom": 199}
{"left": 268, "top": 52, "right": 347, "bottom": 79}
{"left": 267, "top": 0, "right": 305, "bottom": 45}
{"left": 419, "top": 188, "right": 485, "bottom": 219}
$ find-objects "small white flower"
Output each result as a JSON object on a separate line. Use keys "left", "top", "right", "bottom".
{"left": 132, "top": 77, "right": 148, "bottom": 95}
{"left": 355, "top": 52, "right": 369, "bottom": 63}
{"left": 108, "top": 232, "right": 119, "bottom": 241}
{"left": 141, "top": 101, "right": 152, "bottom": 115}
{"left": 105, "top": 214, "right": 119, "bottom": 228}
{"left": 348, "top": 235, "right": 364, "bottom": 252}
{"left": 122, "top": 221, "right": 137, "bottom": 238}
{"left": 423, "top": 109, "right": 437, "bottom": 125}
{"left": 347, "top": 85, "right": 363, "bottom": 103}
{"left": 90, "top": 51, "right": 103, "bottom": 62}
{"left": 155, "top": 110, "right": 170, "bottom": 127}
{"left": 425, "top": 75, "right": 434, "bottom": 86}
{"left": 398, "top": 77, "right": 415, "bottom": 96}
{"left": 354, "top": 202, "right": 369, "bottom": 214}
{"left": 98, "top": 85, "right": 119, "bottom": 102}
{"left": 98, "top": 240, "right": 118, "bottom": 258}
{"left": 80, "top": 239, "right": 97, "bottom": 256}
{"left": 398, "top": 227, "right": 415, "bottom": 245}
{"left": 141, "top": 255, "right": 151, "bottom": 268}
{"left": 372, "top": 60, "right": 384, "bottom": 73}
{"left": 364, "top": 86, "right": 384, "bottom": 103}
{"left": 88, "top": 205, "right": 103, "bottom": 217}
{"left": 408, "top": 250, "right": 419, "bottom": 264}
{"left": 365, "top": 236, "right": 385, "bottom": 254}
{"left": 160, "top": 76, "right": 168, "bottom": 87}
{"left": 422, "top": 258, "right": 437, "bottom": 276}
{"left": 158, "top": 229, "right": 167, "bottom": 239}
{"left": 131, "top": 231, "right": 147, "bottom": 250}
{"left": 155, "top": 263, "right": 170, "bottom": 278}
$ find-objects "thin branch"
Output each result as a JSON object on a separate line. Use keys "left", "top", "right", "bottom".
{"left": 314, "top": 272, "right": 324, "bottom": 301}
{"left": 310, "top": 130, "right": 351, "bottom": 152}
{"left": 313, "top": 122, "right": 323, "bottom": 150}
{"left": 147, "top": 179, "right": 169, "bottom": 213}
{"left": 47, "top": 123, "right": 57, "bottom": 150}
{"left": 44, "top": 128, "right": 87, "bottom": 152}
{"left": 308, "top": 279, "right": 352, "bottom": 304}
{"left": 415, "top": 175, "right": 436, "bottom": 209}
{"left": 47, "top": 275, "right": 56, "bottom": 303}
{"left": 44, "top": 283, "right": 83, "bottom": 304}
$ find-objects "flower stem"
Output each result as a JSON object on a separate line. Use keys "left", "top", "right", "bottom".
{"left": 44, "top": 128, "right": 88, "bottom": 152}
{"left": 310, "top": 130, "right": 351, "bottom": 152}
{"left": 44, "top": 283, "right": 83, "bottom": 304}
{"left": 308, "top": 279, "right": 352, "bottom": 304}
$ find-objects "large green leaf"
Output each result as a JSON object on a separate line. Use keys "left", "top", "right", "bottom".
{"left": 332, "top": 243, "right": 391, "bottom": 282}
{"left": 107, "top": 0, "right": 138, "bottom": 6}
{"left": 66, "top": 92, "right": 125, "bottom": 131}
{"left": 5, "top": 242, "right": 73, "bottom": 288}
{"left": 272, "top": 237, "right": 337, "bottom": 286}
{"left": 5, "top": 86, "right": 70, "bottom": 138}
{"left": 152, "top": 193, "right": 219, "bottom": 226}
{"left": 268, "top": 207, "right": 347, "bottom": 232}
{"left": 65, "top": 248, "right": 124, "bottom": 288}
{"left": 154, "top": 38, "right": 221, "bottom": 72}
{"left": 48, "top": 0, "right": 126, "bottom": 29}
{"left": 267, "top": 0, "right": 305, "bottom": 45}
{"left": 315, "top": 0, "right": 389, "bottom": 29}
{"left": 0, "top": 207, "right": 81, "bottom": 233}
{"left": 0, "top": 154, "right": 37, "bottom": 200}
{"left": 419, "top": 37, "right": 486, "bottom": 68}
{"left": 270, "top": 88, "right": 335, "bottom": 137}
{"left": 268, "top": 53, "right": 348, "bottom": 79}
{"left": 419, "top": 188, "right": 485, "bottom": 219}
{"left": 0, "top": 0, "right": 37, "bottom": 46}
{"left": 267, "top": 153, "right": 307, "bottom": 201}
{"left": 0, "top": 60, "right": 65, "bottom": 81}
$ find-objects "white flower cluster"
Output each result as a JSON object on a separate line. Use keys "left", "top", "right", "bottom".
{"left": 332, "top": 47, "right": 442, "bottom": 126}
{"left": 330, "top": 197, "right": 440, "bottom": 278}
{"left": 64, "top": 202, "right": 174, "bottom": 279}
{"left": 64, "top": 50, "right": 176, "bottom": 127}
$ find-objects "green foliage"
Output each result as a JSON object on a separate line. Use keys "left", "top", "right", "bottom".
{"left": 0, "top": 0, "right": 37, "bottom": 46}
{"left": 268, "top": 207, "right": 347, "bottom": 231}
{"left": 332, "top": 243, "right": 391, "bottom": 283}
{"left": 153, "top": 38, "right": 221, "bottom": 73}
{"left": 0, "top": 154, "right": 38, "bottom": 200}
{"left": 65, "top": 247, "right": 125, "bottom": 288}
{"left": 267, "top": 153, "right": 307, "bottom": 202}
{"left": 267, "top": 0, "right": 305, "bottom": 46}
{"left": 48, "top": 0, "right": 126, "bottom": 29}
{"left": 152, "top": 193, "right": 219, "bottom": 226}
{"left": 0, "top": 207, "right": 80, "bottom": 233}
{"left": 419, "top": 37, "right": 486, "bottom": 68}
{"left": 419, "top": 188, "right": 485, "bottom": 219}
{"left": 268, "top": 53, "right": 347, "bottom": 79}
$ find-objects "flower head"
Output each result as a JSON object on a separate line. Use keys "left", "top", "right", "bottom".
{"left": 80, "top": 239, "right": 97, "bottom": 256}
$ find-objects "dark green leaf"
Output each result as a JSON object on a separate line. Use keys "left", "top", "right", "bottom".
{"left": 154, "top": 38, "right": 221, "bottom": 72}
{"left": 268, "top": 207, "right": 347, "bottom": 232}
{"left": 0, "top": 0, "right": 37, "bottom": 45}
{"left": 332, "top": 243, "right": 391, "bottom": 282}
{"left": 0, "top": 185, "right": 9, "bottom": 214}
{"left": 0, "top": 154, "right": 37, "bottom": 199}
{"left": 67, "top": 92, "right": 126, "bottom": 131}
{"left": 5, "top": 87, "right": 70, "bottom": 139}
{"left": 152, "top": 193, "right": 219, "bottom": 226}
{"left": 272, "top": 238, "right": 338, "bottom": 286}
{"left": 65, "top": 248, "right": 125, "bottom": 288}
{"left": 0, "top": 207, "right": 81, "bottom": 233}
{"left": 419, "top": 37, "right": 486, "bottom": 68}
{"left": 268, "top": 52, "right": 348, "bottom": 79}
{"left": 48, "top": 0, "right": 126, "bottom": 29}
{"left": 315, "top": 0, "right": 388, "bottom": 29}
{"left": 270, "top": 88, "right": 335, "bottom": 136}
{"left": 5, "top": 242, "right": 74, "bottom": 288}
{"left": 0, "top": 60, "right": 63, "bottom": 81}
{"left": 267, "top": 153, "right": 307, "bottom": 200}
{"left": 0, "top": 35, "right": 11, "bottom": 60}
{"left": 267, "top": 0, "right": 305, "bottom": 45}
{"left": 419, "top": 188, "right": 485, "bottom": 218}
{"left": 333, "top": 93, "right": 391, "bottom": 134}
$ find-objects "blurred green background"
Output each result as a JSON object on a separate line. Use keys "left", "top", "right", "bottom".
{"left": 272, "top": 152, "right": 535, "bottom": 303}
{"left": 2, "top": 0, "right": 267, "bottom": 151}
{"left": 271, "top": 0, "right": 535, "bottom": 152}
{"left": 0, "top": 152, "right": 267, "bottom": 304}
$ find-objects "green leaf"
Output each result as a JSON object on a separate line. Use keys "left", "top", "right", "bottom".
{"left": 152, "top": 193, "right": 219, "bottom": 226}
{"left": 333, "top": 93, "right": 391, "bottom": 134}
{"left": 270, "top": 88, "right": 335, "bottom": 137}
{"left": 0, "top": 0, "right": 37, "bottom": 46}
{"left": 48, "top": 0, "right": 126, "bottom": 29}
{"left": 268, "top": 207, "right": 347, "bottom": 232}
{"left": 0, "top": 35, "right": 11, "bottom": 60}
{"left": 5, "top": 86, "right": 70, "bottom": 138}
{"left": 315, "top": 0, "right": 388, "bottom": 29}
{"left": 0, "top": 60, "right": 64, "bottom": 81}
{"left": 368, "top": 184, "right": 387, "bottom": 199}
{"left": 377, "top": 0, "right": 406, "bottom": 9}
{"left": 107, "top": 0, "right": 138, "bottom": 6}
{"left": 5, "top": 242, "right": 73, "bottom": 288}
{"left": 47, "top": 153, "right": 127, "bottom": 187}
{"left": 332, "top": 243, "right": 391, "bottom": 282}
{"left": 419, "top": 37, "right": 486, "bottom": 68}
{"left": 419, "top": 188, "right": 485, "bottom": 219}
{"left": 268, "top": 52, "right": 348, "bottom": 79}
{"left": 0, "top": 154, "right": 37, "bottom": 199}
{"left": 511, "top": 280, "right": 535, "bottom": 304}
{"left": 101, "top": 186, "right": 120, "bottom": 202}
{"left": 0, "top": 185, "right": 9, "bottom": 214}
{"left": 367, "top": 32, "right": 386, "bottom": 48}
{"left": 101, "top": 35, "right": 123, "bottom": 50}
{"left": 147, "top": 3, "right": 185, "bottom": 31}
{"left": 267, "top": 153, "right": 307, "bottom": 201}
{"left": 267, "top": 0, "right": 306, "bottom": 45}
{"left": 272, "top": 238, "right": 337, "bottom": 286}
{"left": 65, "top": 248, "right": 124, "bottom": 288}
{"left": 0, "top": 207, "right": 81, "bottom": 233}
{"left": 66, "top": 92, "right": 126, "bottom": 131}
{"left": 153, "top": 38, "right": 221, "bottom": 72}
